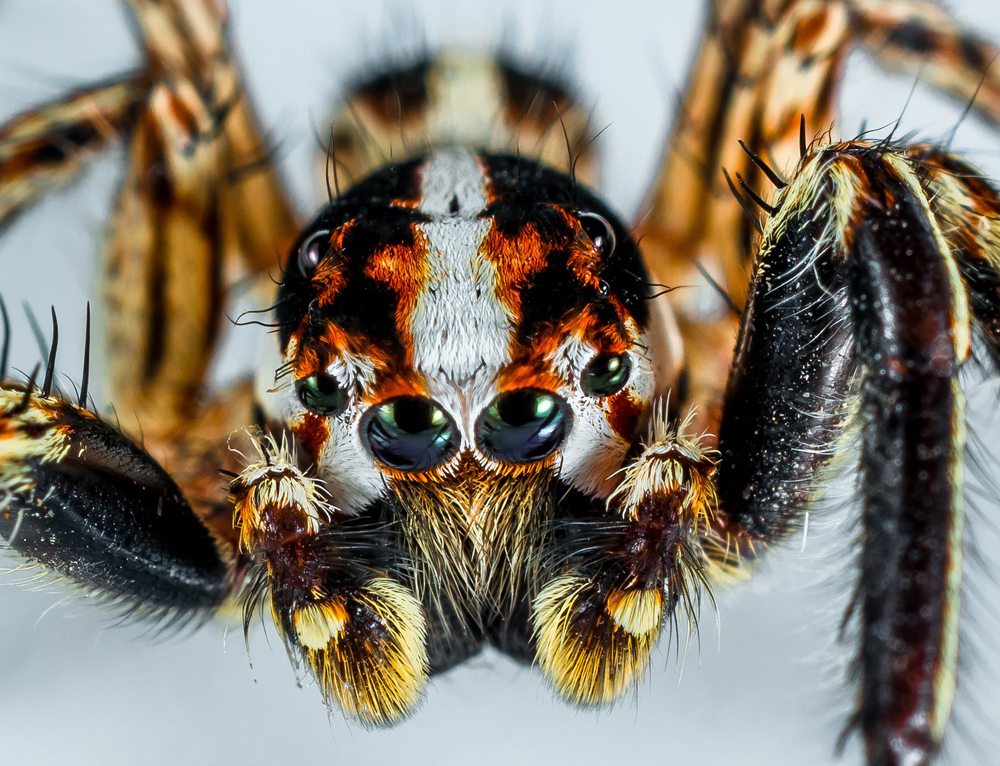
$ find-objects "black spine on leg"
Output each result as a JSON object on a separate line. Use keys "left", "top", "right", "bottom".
{"left": 0, "top": 402, "right": 230, "bottom": 614}
{"left": 717, "top": 179, "right": 853, "bottom": 539}
{"left": 848, "top": 164, "right": 965, "bottom": 766}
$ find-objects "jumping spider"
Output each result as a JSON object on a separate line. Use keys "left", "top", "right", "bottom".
{"left": 1, "top": 2, "right": 1000, "bottom": 765}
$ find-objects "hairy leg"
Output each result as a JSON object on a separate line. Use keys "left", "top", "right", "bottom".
{"left": 642, "top": 0, "right": 1000, "bottom": 434}
{"left": 714, "top": 142, "right": 993, "bottom": 766}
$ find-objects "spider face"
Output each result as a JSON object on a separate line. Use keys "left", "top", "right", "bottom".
{"left": 3, "top": 0, "right": 1000, "bottom": 762}
{"left": 268, "top": 150, "right": 657, "bottom": 510}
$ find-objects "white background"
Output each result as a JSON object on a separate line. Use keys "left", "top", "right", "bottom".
{"left": 2, "top": 1, "right": 1000, "bottom": 765}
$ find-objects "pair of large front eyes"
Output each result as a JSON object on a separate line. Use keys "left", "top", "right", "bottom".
{"left": 295, "top": 353, "right": 632, "bottom": 471}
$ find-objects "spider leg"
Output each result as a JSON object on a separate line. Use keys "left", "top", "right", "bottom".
{"left": 904, "top": 146, "right": 1000, "bottom": 369}
{"left": 105, "top": 0, "right": 298, "bottom": 438}
{"left": 852, "top": 0, "right": 1000, "bottom": 126}
{"left": 643, "top": 0, "right": 1000, "bottom": 437}
{"left": 126, "top": 0, "right": 299, "bottom": 276}
{"left": 714, "top": 142, "right": 988, "bottom": 766}
{"left": 640, "top": 0, "right": 853, "bottom": 431}
{"left": 0, "top": 75, "right": 150, "bottom": 229}
{"left": 0, "top": 380, "right": 234, "bottom": 618}
{"left": 0, "top": 1, "right": 299, "bottom": 440}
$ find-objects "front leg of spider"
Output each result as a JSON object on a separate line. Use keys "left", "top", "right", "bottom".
{"left": 714, "top": 143, "right": 988, "bottom": 766}
{"left": 0, "top": 319, "right": 232, "bottom": 616}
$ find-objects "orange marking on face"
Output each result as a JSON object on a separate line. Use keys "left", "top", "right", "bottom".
{"left": 497, "top": 321, "right": 566, "bottom": 390}
{"left": 558, "top": 307, "right": 633, "bottom": 356}
{"left": 368, "top": 368, "right": 428, "bottom": 404}
{"left": 501, "top": 307, "right": 634, "bottom": 395}
{"left": 289, "top": 319, "right": 392, "bottom": 383}
{"left": 294, "top": 412, "right": 330, "bottom": 461}
{"left": 289, "top": 334, "right": 321, "bottom": 379}
{"left": 314, "top": 226, "right": 351, "bottom": 308}
{"left": 497, "top": 358, "right": 563, "bottom": 393}
{"left": 390, "top": 196, "right": 422, "bottom": 210}
{"left": 480, "top": 222, "right": 552, "bottom": 319}
{"left": 565, "top": 218, "right": 607, "bottom": 294}
{"left": 363, "top": 226, "right": 430, "bottom": 356}
{"left": 605, "top": 390, "right": 643, "bottom": 440}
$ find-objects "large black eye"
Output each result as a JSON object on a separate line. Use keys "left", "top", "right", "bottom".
{"left": 361, "top": 397, "right": 459, "bottom": 472}
{"left": 296, "top": 374, "right": 348, "bottom": 415}
{"left": 298, "top": 229, "right": 331, "bottom": 276}
{"left": 579, "top": 212, "right": 616, "bottom": 258}
{"left": 476, "top": 389, "right": 569, "bottom": 464}
{"left": 582, "top": 353, "right": 631, "bottom": 397}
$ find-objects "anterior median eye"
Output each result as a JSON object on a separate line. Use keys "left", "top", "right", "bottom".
{"left": 581, "top": 353, "right": 631, "bottom": 397}
{"left": 361, "top": 397, "right": 459, "bottom": 472}
{"left": 296, "top": 374, "right": 347, "bottom": 415}
{"left": 476, "top": 389, "right": 569, "bottom": 464}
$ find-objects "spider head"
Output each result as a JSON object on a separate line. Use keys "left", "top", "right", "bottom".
{"left": 262, "top": 149, "right": 673, "bottom": 512}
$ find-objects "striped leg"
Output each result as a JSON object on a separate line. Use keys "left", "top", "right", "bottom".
{"left": 107, "top": 0, "right": 298, "bottom": 440}
{"left": 0, "top": 0, "right": 298, "bottom": 442}
{"left": 711, "top": 143, "right": 988, "bottom": 766}
{"left": 640, "top": 0, "right": 852, "bottom": 433}
{"left": 851, "top": 0, "right": 1000, "bottom": 126}
{"left": 0, "top": 75, "right": 150, "bottom": 228}
{"left": 642, "top": 0, "right": 1000, "bottom": 435}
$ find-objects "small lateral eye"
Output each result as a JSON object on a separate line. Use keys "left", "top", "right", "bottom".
{"left": 298, "top": 229, "right": 332, "bottom": 276}
{"left": 581, "top": 353, "right": 631, "bottom": 397}
{"left": 296, "top": 374, "right": 347, "bottom": 415}
{"left": 578, "top": 212, "right": 616, "bottom": 259}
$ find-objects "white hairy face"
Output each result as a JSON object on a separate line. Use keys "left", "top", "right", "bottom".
{"left": 259, "top": 148, "right": 658, "bottom": 511}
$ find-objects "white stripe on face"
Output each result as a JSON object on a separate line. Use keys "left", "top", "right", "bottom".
{"left": 411, "top": 150, "right": 512, "bottom": 384}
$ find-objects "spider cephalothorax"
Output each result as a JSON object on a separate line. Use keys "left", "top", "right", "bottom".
{"left": 241, "top": 149, "right": 675, "bottom": 716}
{"left": 3, "top": 1, "right": 1000, "bottom": 763}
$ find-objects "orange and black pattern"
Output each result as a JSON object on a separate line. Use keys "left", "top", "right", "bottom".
{"left": 2, "top": 1, "right": 1000, "bottom": 764}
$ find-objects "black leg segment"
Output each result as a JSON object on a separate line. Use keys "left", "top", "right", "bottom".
{"left": 716, "top": 144, "right": 971, "bottom": 766}
{"left": 0, "top": 387, "right": 232, "bottom": 615}
{"left": 848, "top": 159, "right": 968, "bottom": 766}
{"left": 717, "top": 165, "right": 854, "bottom": 539}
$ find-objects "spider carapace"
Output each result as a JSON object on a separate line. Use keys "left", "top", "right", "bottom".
{"left": 2, "top": 1, "right": 1000, "bottom": 764}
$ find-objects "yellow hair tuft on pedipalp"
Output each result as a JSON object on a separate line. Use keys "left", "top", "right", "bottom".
{"left": 532, "top": 573, "right": 660, "bottom": 707}
{"left": 606, "top": 587, "right": 664, "bottom": 636}
{"left": 301, "top": 577, "right": 429, "bottom": 727}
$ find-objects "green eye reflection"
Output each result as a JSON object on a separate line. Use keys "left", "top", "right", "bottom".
{"left": 476, "top": 389, "right": 569, "bottom": 464}
{"left": 296, "top": 374, "right": 348, "bottom": 415}
{"left": 361, "top": 397, "right": 459, "bottom": 472}
{"left": 581, "top": 353, "right": 632, "bottom": 397}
